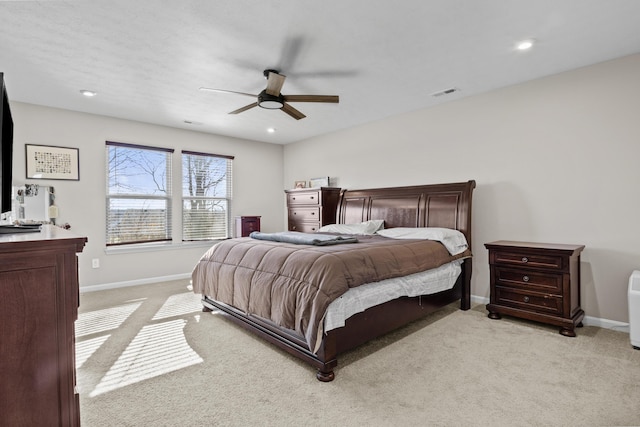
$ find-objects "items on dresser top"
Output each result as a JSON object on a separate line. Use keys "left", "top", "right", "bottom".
{"left": 485, "top": 240, "right": 585, "bottom": 337}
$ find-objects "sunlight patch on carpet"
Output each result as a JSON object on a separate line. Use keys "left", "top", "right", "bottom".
{"left": 89, "top": 319, "right": 203, "bottom": 397}
{"left": 152, "top": 292, "right": 202, "bottom": 320}
{"left": 76, "top": 335, "right": 111, "bottom": 369}
{"left": 76, "top": 302, "right": 143, "bottom": 337}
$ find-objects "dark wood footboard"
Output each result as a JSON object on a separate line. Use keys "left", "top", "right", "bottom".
{"left": 202, "top": 257, "right": 471, "bottom": 381}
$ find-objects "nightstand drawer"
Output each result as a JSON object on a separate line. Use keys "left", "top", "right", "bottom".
{"left": 494, "top": 267, "right": 563, "bottom": 293}
{"left": 288, "top": 207, "right": 320, "bottom": 221}
{"left": 492, "top": 251, "right": 564, "bottom": 271}
{"left": 495, "top": 287, "right": 563, "bottom": 315}
{"left": 287, "top": 191, "right": 320, "bottom": 205}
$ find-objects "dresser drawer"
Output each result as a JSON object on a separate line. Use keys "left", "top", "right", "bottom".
{"left": 492, "top": 251, "right": 564, "bottom": 271}
{"left": 494, "top": 267, "right": 563, "bottom": 294}
{"left": 289, "top": 222, "right": 320, "bottom": 233}
{"left": 494, "top": 287, "right": 563, "bottom": 316}
{"left": 287, "top": 191, "right": 321, "bottom": 206}
{"left": 288, "top": 207, "right": 320, "bottom": 222}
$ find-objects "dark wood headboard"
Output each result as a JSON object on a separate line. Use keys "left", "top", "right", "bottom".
{"left": 337, "top": 180, "right": 476, "bottom": 248}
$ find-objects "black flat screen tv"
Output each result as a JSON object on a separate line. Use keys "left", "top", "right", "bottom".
{"left": 1, "top": 72, "right": 14, "bottom": 217}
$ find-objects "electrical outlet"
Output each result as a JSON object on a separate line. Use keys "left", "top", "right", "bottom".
{"left": 92, "top": 258, "right": 100, "bottom": 269}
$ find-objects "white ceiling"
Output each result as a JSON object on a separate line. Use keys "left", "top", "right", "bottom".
{"left": 1, "top": 1, "right": 640, "bottom": 145}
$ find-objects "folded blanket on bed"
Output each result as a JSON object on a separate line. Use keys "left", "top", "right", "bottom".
{"left": 249, "top": 231, "right": 358, "bottom": 246}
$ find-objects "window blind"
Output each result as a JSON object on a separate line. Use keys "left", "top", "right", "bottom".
{"left": 181, "top": 150, "right": 233, "bottom": 241}
{"left": 106, "top": 141, "right": 173, "bottom": 245}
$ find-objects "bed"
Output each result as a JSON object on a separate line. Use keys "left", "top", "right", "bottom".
{"left": 192, "top": 180, "right": 475, "bottom": 381}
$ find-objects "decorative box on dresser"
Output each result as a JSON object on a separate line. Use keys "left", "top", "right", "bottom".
{"left": 285, "top": 187, "right": 341, "bottom": 232}
{"left": 0, "top": 226, "right": 87, "bottom": 426}
{"left": 485, "top": 240, "right": 585, "bottom": 337}
{"left": 235, "top": 215, "right": 260, "bottom": 237}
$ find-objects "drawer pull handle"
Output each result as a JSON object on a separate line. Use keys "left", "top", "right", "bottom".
{"left": 523, "top": 296, "right": 530, "bottom": 303}
{"left": 310, "top": 196, "right": 315, "bottom": 200}
{"left": 311, "top": 212, "right": 315, "bottom": 216}
{"left": 523, "top": 275, "right": 530, "bottom": 282}
{"left": 522, "top": 257, "right": 528, "bottom": 263}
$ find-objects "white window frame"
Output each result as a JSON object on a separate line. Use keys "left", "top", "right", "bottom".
{"left": 105, "top": 141, "right": 173, "bottom": 246}
{"left": 181, "top": 150, "right": 233, "bottom": 241}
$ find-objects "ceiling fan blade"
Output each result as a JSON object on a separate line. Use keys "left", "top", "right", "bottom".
{"left": 229, "top": 102, "right": 258, "bottom": 114}
{"left": 199, "top": 87, "right": 257, "bottom": 98}
{"left": 281, "top": 103, "right": 306, "bottom": 120}
{"left": 265, "top": 72, "right": 286, "bottom": 96}
{"left": 282, "top": 95, "right": 339, "bottom": 103}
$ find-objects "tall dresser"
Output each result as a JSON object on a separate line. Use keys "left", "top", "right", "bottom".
{"left": 0, "top": 226, "right": 87, "bottom": 426}
{"left": 285, "top": 187, "right": 341, "bottom": 232}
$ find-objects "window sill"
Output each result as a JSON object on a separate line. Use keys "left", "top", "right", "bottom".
{"left": 104, "top": 240, "right": 218, "bottom": 255}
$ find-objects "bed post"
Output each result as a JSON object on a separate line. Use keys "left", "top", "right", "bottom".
{"left": 461, "top": 258, "right": 472, "bottom": 310}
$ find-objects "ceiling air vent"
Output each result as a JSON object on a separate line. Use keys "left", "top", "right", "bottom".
{"left": 431, "top": 87, "right": 459, "bottom": 98}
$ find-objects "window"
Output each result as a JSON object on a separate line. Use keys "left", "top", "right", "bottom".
{"left": 182, "top": 150, "right": 233, "bottom": 241}
{"left": 106, "top": 141, "right": 173, "bottom": 245}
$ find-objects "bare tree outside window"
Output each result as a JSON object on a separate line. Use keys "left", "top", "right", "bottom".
{"left": 106, "top": 142, "right": 173, "bottom": 245}
{"left": 182, "top": 151, "right": 233, "bottom": 241}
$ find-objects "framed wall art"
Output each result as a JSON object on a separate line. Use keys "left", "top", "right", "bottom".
{"left": 26, "top": 144, "right": 79, "bottom": 181}
{"left": 309, "top": 176, "right": 329, "bottom": 188}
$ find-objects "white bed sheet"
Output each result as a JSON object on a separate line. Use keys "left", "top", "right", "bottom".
{"left": 323, "top": 259, "right": 463, "bottom": 332}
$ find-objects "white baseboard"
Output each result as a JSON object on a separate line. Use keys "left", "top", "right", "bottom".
{"left": 79, "top": 273, "right": 191, "bottom": 293}
{"left": 470, "top": 295, "right": 630, "bottom": 333}
{"left": 79, "top": 282, "right": 632, "bottom": 333}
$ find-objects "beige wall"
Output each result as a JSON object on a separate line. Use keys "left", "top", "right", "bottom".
{"left": 284, "top": 53, "right": 640, "bottom": 324}
{"left": 10, "top": 103, "right": 284, "bottom": 289}
{"left": 9, "top": 53, "right": 640, "bottom": 323}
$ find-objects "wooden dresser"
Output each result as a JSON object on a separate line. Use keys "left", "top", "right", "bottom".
{"left": 235, "top": 215, "right": 260, "bottom": 237}
{"left": 485, "top": 240, "right": 585, "bottom": 337}
{"left": 285, "top": 187, "right": 341, "bottom": 232}
{"left": 0, "top": 226, "right": 87, "bottom": 426}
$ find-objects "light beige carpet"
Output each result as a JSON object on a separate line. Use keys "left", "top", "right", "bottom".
{"left": 77, "top": 279, "right": 640, "bottom": 426}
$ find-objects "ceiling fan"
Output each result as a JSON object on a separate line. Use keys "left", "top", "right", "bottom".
{"left": 199, "top": 69, "right": 339, "bottom": 120}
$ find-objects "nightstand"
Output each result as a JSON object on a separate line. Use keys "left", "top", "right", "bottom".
{"left": 235, "top": 216, "right": 260, "bottom": 237}
{"left": 485, "top": 240, "right": 585, "bottom": 337}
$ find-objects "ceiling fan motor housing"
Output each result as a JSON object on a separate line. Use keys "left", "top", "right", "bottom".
{"left": 258, "top": 90, "right": 284, "bottom": 109}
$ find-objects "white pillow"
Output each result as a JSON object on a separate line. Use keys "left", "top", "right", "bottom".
{"left": 375, "top": 227, "right": 468, "bottom": 255}
{"left": 317, "top": 220, "right": 384, "bottom": 235}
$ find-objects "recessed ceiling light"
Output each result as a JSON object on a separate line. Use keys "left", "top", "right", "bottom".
{"left": 80, "top": 90, "right": 97, "bottom": 97}
{"left": 267, "top": 127, "right": 276, "bottom": 133}
{"left": 516, "top": 39, "right": 535, "bottom": 51}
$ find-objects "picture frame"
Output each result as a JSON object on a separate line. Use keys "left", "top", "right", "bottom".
{"left": 26, "top": 144, "right": 79, "bottom": 181}
{"left": 309, "top": 176, "right": 329, "bottom": 188}
{"left": 294, "top": 180, "right": 306, "bottom": 189}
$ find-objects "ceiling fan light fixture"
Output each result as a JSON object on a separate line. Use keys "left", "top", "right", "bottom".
{"left": 259, "top": 100, "right": 284, "bottom": 109}
{"left": 258, "top": 90, "right": 284, "bottom": 109}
